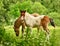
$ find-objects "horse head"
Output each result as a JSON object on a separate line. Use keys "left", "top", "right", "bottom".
{"left": 20, "top": 10, "right": 26, "bottom": 23}
{"left": 20, "top": 10, "right": 26, "bottom": 17}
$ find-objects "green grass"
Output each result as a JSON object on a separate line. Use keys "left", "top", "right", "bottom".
{"left": 0, "top": 26, "right": 60, "bottom": 46}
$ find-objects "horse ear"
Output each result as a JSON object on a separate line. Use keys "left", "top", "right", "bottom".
{"left": 24, "top": 10, "right": 26, "bottom": 12}
{"left": 20, "top": 10, "right": 26, "bottom": 12}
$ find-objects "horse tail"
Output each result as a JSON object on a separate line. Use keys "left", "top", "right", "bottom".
{"left": 49, "top": 18, "right": 55, "bottom": 27}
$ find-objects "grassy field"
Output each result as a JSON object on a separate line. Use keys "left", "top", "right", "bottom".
{"left": 0, "top": 26, "right": 60, "bottom": 46}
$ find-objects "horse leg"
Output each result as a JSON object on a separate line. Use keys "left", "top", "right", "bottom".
{"left": 29, "top": 27, "right": 32, "bottom": 35}
{"left": 45, "top": 29, "right": 50, "bottom": 41}
{"left": 37, "top": 26, "right": 40, "bottom": 35}
{"left": 22, "top": 23, "right": 25, "bottom": 37}
{"left": 37, "top": 26, "right": 42, "bottom": 32}
{"left": 42, "top": 24, "right": 50, "bottom": 41}
{"left": 37, "top": 28, "right": 39, "bottom": 32}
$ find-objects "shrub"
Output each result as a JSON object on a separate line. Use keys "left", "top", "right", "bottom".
{"left": 20, "top": 1, "right": 33, "bottom": 13}
{"left": 0, "top": 26, "right": 5, "bottom": 42}
{"left": 9, "top": 2, "right": 20, "bottom": 18}
{"left": 31, "top": 2, "right": 48, "bottom": 14}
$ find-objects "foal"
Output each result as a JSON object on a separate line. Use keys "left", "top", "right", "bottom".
{"left": 21, "top": 11, "right": 55, "bottom": 40}
{"left": 21, "top": 11, "right": 45, "bottom": 33}
{"left": 14, "top": 11, "right": 40, "bottom": 36}
{"left": 14, "top": 14, "right": 25, "bottom": 36}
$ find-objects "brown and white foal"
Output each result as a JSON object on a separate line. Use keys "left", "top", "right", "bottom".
{"left": 20, "top": 11, "right": 55, "bottom": 40}
{"left": 14, "top": 11, "right": 40, "bottom": 36}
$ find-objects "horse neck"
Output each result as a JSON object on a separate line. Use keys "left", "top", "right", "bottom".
{"left": 25, "top": 12, "right": 31, "bottom": 19}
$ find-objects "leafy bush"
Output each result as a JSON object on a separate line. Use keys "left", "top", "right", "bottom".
{"left": 31, "top": 2, "right": 48, "bottom": 14}
{"left": 20, "top": 1, "right": 33, "bottom": 13}
{"left": 0, "top": 26, "right": 5, "bottom": 42}
{"left": 9, "top": 2, "right": 20, "bottom": 18}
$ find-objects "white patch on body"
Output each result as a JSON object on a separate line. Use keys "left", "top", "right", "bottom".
{"left": 24, "top": 12, "right": 45, "bottom": 27}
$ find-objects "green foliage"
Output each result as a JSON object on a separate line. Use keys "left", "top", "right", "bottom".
{"left": 0, "top": 26, "right": 5, "bottom": 42}
{"left": 31, "top": 2, "right": 48, "bottom": 14}
{"left": 0, "top": 1, "right": 6, "bottom": 24}
{"left": 1, "top": 26, "right": 60, "bottom": 46}
{"left": 9, "top": 1, "right": 33, "bottom": 18}
{"left": 50, "top": 29, "right": 57, "bottom": 46}
{"left": 20, "top": 1, "right": 33, "bottom": 13}
{"left": 9, "top": 2, "right": 20, "bottom": 18}
{"left": 39, "top": 0, "right": 60, "bottom": 13}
